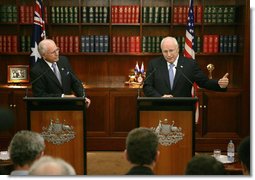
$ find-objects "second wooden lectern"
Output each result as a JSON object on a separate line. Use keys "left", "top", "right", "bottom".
{"left": 24, "top": 97, "right": 86, "bottom": 175}
{"left": 137, "top": 97, "right": 197, "bottom": 175}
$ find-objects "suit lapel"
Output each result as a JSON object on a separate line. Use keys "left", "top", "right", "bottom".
{"left": 173, "top": 57, "right": 185, "bottom": 89}
{"left": 159, "top": 58, "right": 171, "bottom": 90}
{"left": 57, "top": 59, "right": 70, "bottom": 90}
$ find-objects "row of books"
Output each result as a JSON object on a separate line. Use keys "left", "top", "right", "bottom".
{"left": 0, "top": 5, "right": 48, "bottom": 23}
{"left": 0, "top": 5, "right": 18, "bottom": 23}
{"left": 142, "top": 36, "right": 162, "bottom": 53}
{"left": 0, "top": 5, "right": 237, "bottom": 24}
{"left": 51, "top": 36, "right": 80, "bottom": 53}
{"left": 204, "top": 6, "right": 236, "bottom": 24}
{"left": 173, "top": 6, "right": 202, "bottom": 24}
{"left": 81, "top": 7, "right": 108, "bottom": 23}
{"left": 142, "top": 7, "right": 170, "bottom": 23}
{"left": 112, "top": 36, "right": 140, "bottom": 53}
{"left": 81, "top": 35, "right": 109, "bottom": 52}
{"left": 219, "top": 35, "right": 238, "bottom": 53}
{"left": 0, "top": 34, "right": 239, "bottom": 54}
{"left": 20, "top": 35, "right": 31, "bottom": 52}
{"left": 51, "top": 6, "right": 78, "bottom": 24}
{"left": 111, "top": 6, "right": 139, "bottom": 24}
{"left": 176, "top": 36, "right": 201, "bottom": 53}
{"left": 203, "top": 35, "right": 238, "bottom": 53}
{"left": 0, "top": 35, "right": 17, "bottom": 53}
{"left": 20, "top": 6, "right": 48, "bottom": 24}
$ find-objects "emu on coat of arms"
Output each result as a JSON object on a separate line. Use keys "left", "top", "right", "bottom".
{"left": 41, "top": 118, "right": 75, "bottom": 145}
{"left": 151, "top": 119, "right": 184, "bottom": 146}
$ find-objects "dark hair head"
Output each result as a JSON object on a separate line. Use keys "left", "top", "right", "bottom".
{"left": 237, "top": 136, "right": 250, "bottom": 173}
{"left": 126, "top": 127, "right": 158, "bottom": 165}
{"left": 185, "top": 154, "right": 226, "bottom": 175}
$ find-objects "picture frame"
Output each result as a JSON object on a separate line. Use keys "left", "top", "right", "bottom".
{"left": 7, "top": 65, "right": 29, "bottom": 83}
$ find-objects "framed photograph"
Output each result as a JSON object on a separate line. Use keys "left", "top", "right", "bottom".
{"left": 7, "top": 65, "right": 29, "bottom": 83}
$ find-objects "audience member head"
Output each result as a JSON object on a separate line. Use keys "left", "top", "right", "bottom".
{"left": 125, "top": 127, "right": 159, "bottom": 167}
{"left": 237, "top": 136, "right": 250, "bottom": 175}
{"left": 0, "top": 107, "right": 15, "bottom": 131}
{"left": 185, "top": 154, "right": 226, "bottom": 175}
{"left": 38, "top": 39, "right": 60, "bottom": 63}
{"left": 8, "top": 130, "right": 45, "bottom": 171}
{"left": 28, "top": 155, "right": 76, "bottom": 175}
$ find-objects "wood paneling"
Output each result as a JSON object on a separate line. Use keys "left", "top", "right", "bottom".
{"left": 140, "top": 111, "right": 193, "bottom": 175}
{"left": 31, "top": 111, "right": 84, "bottom": 175}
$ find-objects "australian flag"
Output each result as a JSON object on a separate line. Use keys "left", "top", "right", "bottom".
{"left": 30, "top": 0, "right": 46, "bottom": 67}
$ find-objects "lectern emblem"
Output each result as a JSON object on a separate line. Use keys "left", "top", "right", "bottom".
{"left": 151, "top": 119, "right": 184, "bottom": 146}
{"left": 41, "top": 118, "right": 75, "bottom": 145}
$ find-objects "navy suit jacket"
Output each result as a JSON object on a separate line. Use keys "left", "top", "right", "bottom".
{"left": 30, "top": 56, "right": 84, "bottom": 97}
{"left": 143, "top": 56, "right": 226, "bottom": 97}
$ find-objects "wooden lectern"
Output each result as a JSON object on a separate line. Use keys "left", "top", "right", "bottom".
{"left": 24, "top": 97, "right": 86, "bottom": 175}
{"left": 137, "top": 97, "right": 197, "bottom": 175}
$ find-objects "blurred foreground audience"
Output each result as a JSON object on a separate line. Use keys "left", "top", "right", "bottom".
{"left": 185, "top": 154, "right": 226, "bottom": 175}
{"left": 28, "top": 155, "right": 76, "bottom": 175}
{"left": 237, "top": 136, "right": 250, "bottom": 175}
{"left": 8, "top": 130, "right": 45, "bottom": 175}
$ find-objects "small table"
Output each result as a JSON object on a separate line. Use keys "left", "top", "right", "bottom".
{"left": 224, "top": 161, "right": 243, "bottom": 175}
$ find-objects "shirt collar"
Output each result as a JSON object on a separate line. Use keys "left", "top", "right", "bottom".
{"left": 167, "top": 55, "right": 179, "bottom": 67}
{"left": 44, "top": 59, "right": 55, "bottom": 68}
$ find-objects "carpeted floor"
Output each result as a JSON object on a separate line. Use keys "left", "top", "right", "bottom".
{"left": 87, "top": 151, "right": 132, "bottom": 175}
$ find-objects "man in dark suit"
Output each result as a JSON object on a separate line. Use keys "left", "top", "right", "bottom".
{"left": 125, "top": 127, "right": 159, "bottom": 175}
{"left": 143, "top": 36, "right": 229, "bottom": 97}
{"left": 30, "top": 39, "right": 90, "bottom": 107}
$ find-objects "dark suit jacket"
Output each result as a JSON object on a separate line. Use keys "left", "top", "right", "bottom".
{"left": 126, "top": 166, "right": 154, "bottom": 175}
{"left": 30, "top": 56, "right": 84, "bottom": 97}
{"left": 143, "top": 55, "right": 226, "bottom": 97}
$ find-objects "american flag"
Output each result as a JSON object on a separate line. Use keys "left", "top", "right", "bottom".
{"left": 30, "top": 0, "right": 46, "bottom": 67}
{"left": 184, "top": 0, "right": 199, "bottom": 124}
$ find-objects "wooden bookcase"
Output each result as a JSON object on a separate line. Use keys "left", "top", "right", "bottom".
{"left": 0, "top": 0, "right": 250, "bottom": 152}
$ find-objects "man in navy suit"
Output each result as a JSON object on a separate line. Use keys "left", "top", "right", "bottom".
{"left": 143, "top": 36, "right": 229, "bottom": 97}
{"left": 30, "top": 39, "right": 91, "bottom": 107}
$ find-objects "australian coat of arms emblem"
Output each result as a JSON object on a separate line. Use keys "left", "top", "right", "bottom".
{"left": 41, "top": 118, "right": 75, "bottom": 145}
{"left": 152, "top": 119, "right": 184, "bottom": 146}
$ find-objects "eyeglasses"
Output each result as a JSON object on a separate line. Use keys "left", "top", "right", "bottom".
{"left": 48, "top": 47, "right": 60, "bottom": 55}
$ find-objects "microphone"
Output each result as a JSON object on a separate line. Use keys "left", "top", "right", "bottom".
{"left": 66, "top": 69, "right": 85, "bottom": 98}
{"left": 25, "top": 68, "right": 51, "bottom": 97}
{"left": 175, "top": 65, "right": 196, "bottom": 97}
{"left": 137, "top": 68, "right": 157, "bottom": 97}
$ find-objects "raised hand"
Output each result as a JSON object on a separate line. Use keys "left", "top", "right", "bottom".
{"left": 218, "top": 73, "right": 229, "bottom": 88}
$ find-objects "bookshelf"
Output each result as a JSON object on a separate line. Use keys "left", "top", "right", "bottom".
{"left": 0, "top": 0, "right": 250, "bottom": 151}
